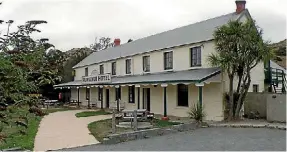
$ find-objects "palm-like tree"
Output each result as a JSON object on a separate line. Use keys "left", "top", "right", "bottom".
{"left": 208, "top": 20, "right": 271, "bottom": 120}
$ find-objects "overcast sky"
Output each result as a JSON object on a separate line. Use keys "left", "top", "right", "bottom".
{"left": 0, "top": 0, "right": 286, "bottom": 51}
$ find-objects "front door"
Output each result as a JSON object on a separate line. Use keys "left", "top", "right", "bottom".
{"left": 143, "top": 88, "right": 151, "bottom": 111}
{"left": 106, "top": 89, "right": 109, "bottom": 108}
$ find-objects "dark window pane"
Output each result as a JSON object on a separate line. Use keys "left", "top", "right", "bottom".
{"left": 128, "top": 86, "right": 135, "bottom": 103}
{"left": 177, "top": 84, "right": 188, "bottom": 107}
{"left": 115, "top": 87, "right": 121, "bottom": 100}
{"left": 85, "top": 68, "right": 88, "bottom": 76}
{"left": 164, "top": 52, "right": 173, "bottom": 70}
{"left": 253, "top": 84, "right": 259, "bottom": 92}
{"left": 98, "top": 88, "right": 103, "bottom": 101}
{"left": 143, "top": 56, "right": 150, "bottom": 72}
{"left": 86, "top": 88, "right": 90, "bottom": 100}
{"left": 99, "top": 65, "right": 104, "bottom": 74}
{"left": 112, "top": 62, "right": 116, "bottom": 75}
{"left": 191, "top": 47, "right": 201, "bottom": 67}
{"left": 126, "top": 59, "right": 131, "bottom": 74}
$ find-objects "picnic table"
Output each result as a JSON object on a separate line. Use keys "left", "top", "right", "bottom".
{"left": 117, "top": 109, "right": 153, "bottom": 122}
{"left": 115, "top": 109, "right": 154, "bottom": 129}
{"left": 43, "top": 100, "right": 58, "bottom": 108}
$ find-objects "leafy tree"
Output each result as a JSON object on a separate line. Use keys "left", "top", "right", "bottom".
{"left": 208, "top": 19, "right": 271, "bottom": 120}
{"left": 62, "top": 48, "right": 91, "bottom": 82}
{"left": 0, "top": 2, "right": 64, "bottom": 141}
{"left": 90, "top": 37, "right": 114, "bottom": 52}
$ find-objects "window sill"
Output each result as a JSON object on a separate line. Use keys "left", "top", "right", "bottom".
{"left": 125, "top": 73, "right": 132, "bottom": 76}
{"left": 175, "top": 106, "right": 189, "bottom": 109}
{"left": 164, "top": 69, "right": 173, "bottom": 72}
{"left": 188, "top": 66, "right": 202, "bottom": 70}
{"left": 143, "top": 71, "right": 151, "bottom": 74}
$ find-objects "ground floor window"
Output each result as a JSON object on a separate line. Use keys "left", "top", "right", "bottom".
{"left": 86, "top": 88, "right": 90, "bottom": 100}
{"left": 98, "top": 88, "right": 103, "bottom": 101}
{"left": 128, "top": 86, "right": 135, "bottom": 103}
{"left": 115, "top": 87, "right": 121, "bottom": 100}
{"left": 177, "top": 84, "right": 188, "bottom": 107}
{"left": 253, "top": 84, "right": 259, "bottom": 92}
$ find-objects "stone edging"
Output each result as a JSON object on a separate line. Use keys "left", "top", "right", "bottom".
{"left": 207, "top": 123, "right": 286, "bottom": 130}
{"left": 102, "top": 123, "right": 197, "bottom": 145}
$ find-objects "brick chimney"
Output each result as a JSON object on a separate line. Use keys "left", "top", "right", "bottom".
{"left": 114, "top": 38, "right": 121, "bottom": 46}
{"left": 235, "top": 0, "right": 246, "bottom": 14}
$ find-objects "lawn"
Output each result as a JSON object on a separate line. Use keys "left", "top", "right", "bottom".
{"left": 75, "top": 110, "right": 111, "bottom": 117}
{"left": 43, "top": 106, "right": 80, "bottom": 114}
{"left": 88, "top": 118, "right": 181, "bottom": 142}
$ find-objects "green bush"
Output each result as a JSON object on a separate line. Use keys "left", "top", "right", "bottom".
{"left": 188, "top": 102, "right": 205, "bottom": 122}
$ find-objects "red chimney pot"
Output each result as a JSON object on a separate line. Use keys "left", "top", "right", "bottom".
{"left": 114, "top": 38, "right": 121, "bottom": 46}
{"left": 235, "top": 0, "right": 246, "bottom": 14}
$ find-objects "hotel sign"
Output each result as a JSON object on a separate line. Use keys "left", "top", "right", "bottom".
{"left": 82, "top": 74, "right": 111, "bottom": 84}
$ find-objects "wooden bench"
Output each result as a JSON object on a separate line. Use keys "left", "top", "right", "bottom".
{"left": 116, "top": 109, "right": 154, "bottom": 123}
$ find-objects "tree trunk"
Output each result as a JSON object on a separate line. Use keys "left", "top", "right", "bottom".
{"left": 236, "top": 73, "right": 243, "bottom": 93}
{"left": 235, "top": 72, "right": 251, "bottom": 119}
{"left": 228, "top": 74, "right": 234, "bottom": 120}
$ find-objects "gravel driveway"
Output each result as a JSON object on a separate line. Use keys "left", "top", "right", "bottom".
{"left": 62, "top": 127, "right": 286, "bottom": 151}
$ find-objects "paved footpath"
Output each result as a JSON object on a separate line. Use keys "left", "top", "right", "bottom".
{"left": 34, "top": 110, "right": 111, "bottom": 151}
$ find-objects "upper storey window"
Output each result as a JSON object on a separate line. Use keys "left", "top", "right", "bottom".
{"left": 111, "top": 62, "right": 116, "bottom": 75}
{"left": 85, "top": 67, "right": 88, "bottom": 76}
{"left": 126, "top": 59, "right": 131, "bottom": 74}
{"left": 99, "top": 64, "right": 104, "bottom": 75}
{"left": 164, "top": 51, "right": 173, "bottom": 70}
{"left": 190, "top": 46, "right": 201, "bottom": 67}
{"left": 143, "top": 56, "right": 150, "bottom": 72}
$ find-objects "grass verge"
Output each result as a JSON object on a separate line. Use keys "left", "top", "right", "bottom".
{"left": 88, "top": 118, "right": 181, "bottom": 142}
{"left": 0, "top": 108, "right": 41, "bottom": 150}
{"left": 43, "top": 106, "right": 80, "bottom": 114}
{"left": 0, "top": 106, "right": 79, "bottom": 150}
{"left": 75, "top": 110, "right": 111, "bottom": 118}
{"left": 151, "top": 119, "right": 181, "bottom": 128}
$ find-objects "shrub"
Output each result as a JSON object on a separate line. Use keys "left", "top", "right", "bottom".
{"left": 29, "top": 107, "right": 46, "bottom": 116}
{"left": 188, "top": 102, "right": 205, "bottom": 122}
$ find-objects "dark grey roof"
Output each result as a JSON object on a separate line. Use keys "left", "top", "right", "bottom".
{"left": 54, "top": 67, "right": 221, "bottom": 87}
{"left": 54, "top": 80, "right": 82, "bottom": 87}
{"left": 73, "top": 11, "right": 245, "bottom": 68}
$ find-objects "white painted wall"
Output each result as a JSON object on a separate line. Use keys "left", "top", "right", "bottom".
{"left": 74, "top": 41, "right": 216, "bottom": 79}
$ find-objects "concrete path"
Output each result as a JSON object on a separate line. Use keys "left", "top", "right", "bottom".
{"left": 34, "top": 110, "right": 111, "bottom": 151}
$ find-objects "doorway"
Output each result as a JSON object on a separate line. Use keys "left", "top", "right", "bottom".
{"left": 106, "top": 89, "right": 109, "bottom": 108}
{"left": 143, "top": 88, "right": 151, "bottom": 111}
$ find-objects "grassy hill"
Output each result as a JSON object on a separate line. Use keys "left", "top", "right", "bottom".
{"left": 269, "top": 39, "right": 286, "bottom": 68}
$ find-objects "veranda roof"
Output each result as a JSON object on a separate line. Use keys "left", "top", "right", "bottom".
{"left": 54, "top": 67, "right": 221, "bottom": 88}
